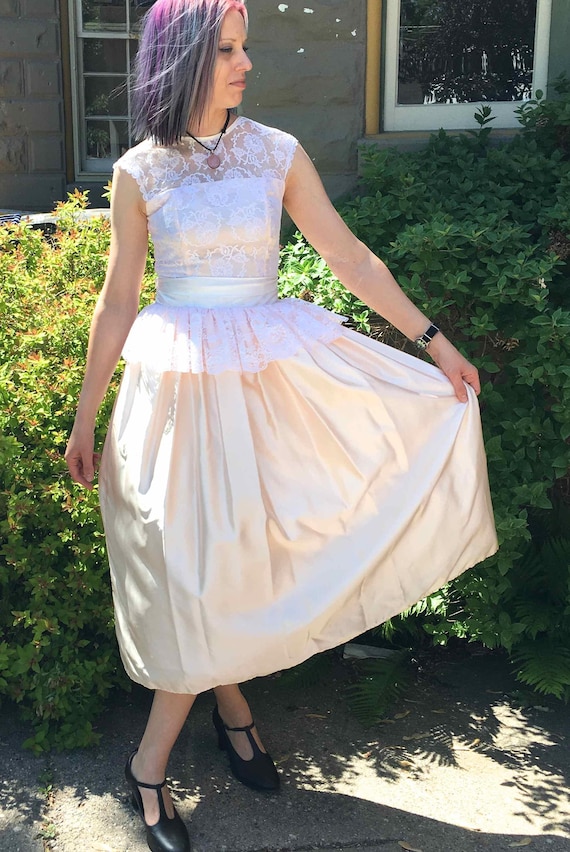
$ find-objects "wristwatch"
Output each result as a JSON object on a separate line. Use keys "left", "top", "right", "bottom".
{"left": 414, "top": 323, "right": 440, "bottom": 351}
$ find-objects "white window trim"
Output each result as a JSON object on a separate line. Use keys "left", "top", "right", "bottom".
{"left": 383, "top": 0, "right": 553, "bottom": 131}
{"left": 68, "top": 1, "right": 138, "bottom": 179}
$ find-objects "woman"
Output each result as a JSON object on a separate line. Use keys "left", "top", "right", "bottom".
{"left": 65, "top": 1, "right": 497, "bottom": 850}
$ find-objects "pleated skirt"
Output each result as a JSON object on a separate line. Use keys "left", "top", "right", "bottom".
{"left": 99, "top": 330, "right": 498, "bottom": 694}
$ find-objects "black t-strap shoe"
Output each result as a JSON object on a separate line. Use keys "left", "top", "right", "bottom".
{"left": 125, "top": 750, "right": 191, "bottom": 852}
{"left": 212, "top": 705, "right": 280, "bottom": 792}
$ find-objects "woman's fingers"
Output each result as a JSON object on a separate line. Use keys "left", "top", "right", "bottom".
{"left": 444, "top": 364, "right": 480, "bottom": 402}
{"left": 66, "top": 452, "right": 94, "bottom": 489}
{"left": 463, "top": 365, "right": 481, "bottom": 395}
{"left": 428, "top": 335, "right": 481, "bottom": 402}
{"left": 443, "top": 369, "right": 468, "bottom": 403}
{"left": 65, "top": 433, "right": 99, "bottom": 490}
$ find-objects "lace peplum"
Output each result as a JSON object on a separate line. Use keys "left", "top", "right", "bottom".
{"left": 122, "top": 296, "right": 346, "bottom": 375}
{"left": 114, "top": 117, "right": 347, "bottom": 373}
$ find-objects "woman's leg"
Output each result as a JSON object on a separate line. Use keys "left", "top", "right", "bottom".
{"left": 130, "top": 690, "right": 196, "bottom": 825}
{"left": 213, "top": 683, "right": 268, "bottom": 760}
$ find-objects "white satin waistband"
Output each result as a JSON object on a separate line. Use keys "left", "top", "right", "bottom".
{"left": 156, "top": 276, "right": 279, "bottom": 308}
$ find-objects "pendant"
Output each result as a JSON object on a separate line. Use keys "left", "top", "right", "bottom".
{"left": 206, "top": 153, "right": 221, "bottom": 169}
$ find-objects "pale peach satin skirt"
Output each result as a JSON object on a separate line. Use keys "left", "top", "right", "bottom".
{"left": 99, "top": 278, "right": 498, "bottom": 694}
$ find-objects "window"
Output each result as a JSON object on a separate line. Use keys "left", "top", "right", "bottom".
{"left": 69, "top": 0, "right": 149, "bottom": 176}
{"left": 382, "top": 0, "right": 553, "bottom": 131}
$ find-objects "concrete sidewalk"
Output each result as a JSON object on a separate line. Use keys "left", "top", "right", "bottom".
{"left": 1, "top": 651, "right": 569, "bottom": 852}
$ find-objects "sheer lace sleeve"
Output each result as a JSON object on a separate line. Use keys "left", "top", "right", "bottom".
{"left": 257, "top": 123, "right": 298, "bottom": 182}
{"left": 113, "top": 141, "right": 158, "bottom": 201}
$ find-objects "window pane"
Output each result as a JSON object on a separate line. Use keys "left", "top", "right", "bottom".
{"left": 398, "top": 0, "right": 538, "bottom": 105}
{"left": 128, "top": 38, "right": 139, "bottom": 68}
{"left": 82, "top": 0, "right": 127, "bottom": 32}
{"left": 83, "top": 38, "right": 127, "bottom": 73}
{"left": 129, "top": 0, "right": 151, "bottom": 30}
{"left": 86, "top": 119, "right": 130, "bottom": 159}
{"left": 84, "top": 76, "right": 128, "bottom": 116}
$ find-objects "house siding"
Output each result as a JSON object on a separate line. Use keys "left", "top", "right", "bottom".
{"left": 0, "top": 0, "right": 65, "bottom": 210}
{"left": 241, "top": 0, "right": 366, "bottom": 200}
{"left": 0, "top": 1, "right": 569, "bottom": 212}
{"left": 549, "top": 0, "right": 570, "bottom": 87}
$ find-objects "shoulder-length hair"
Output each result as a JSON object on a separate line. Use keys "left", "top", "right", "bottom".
{"left": 132, "top": 0, "right": 248, "bottom": 146}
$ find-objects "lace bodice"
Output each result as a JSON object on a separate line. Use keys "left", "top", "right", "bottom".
{"left": 114, "top": 117, "right": 297, "bottom": 279}
{"left": 114, "top": 116, "right": 346, "bottom": 373}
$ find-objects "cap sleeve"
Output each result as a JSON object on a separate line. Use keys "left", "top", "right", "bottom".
{"left": 113, "top": 142, "right": 154, "bottom": 202}
{"left": 275, "top": 129, "right": 298, "bottom": 182}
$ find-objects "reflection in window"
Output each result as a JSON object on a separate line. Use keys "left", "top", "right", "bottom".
{"left": 83, "top": 38, "right": 128, "bottom": 73}
{"left": 85, "top": 76, "right": 128, "bottom": 116}
{"left": 398, "top": 0, "right": 538, "bottom": 105}
{"left": 86, "top": 119, "right": 129, "bottom": 159}
{"left": 82, "top": 0, "right": 127, "bottom": 31}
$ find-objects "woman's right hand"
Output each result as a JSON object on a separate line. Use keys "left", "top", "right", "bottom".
{"left": 65, "top": 423, "right": 100, "bottom": 490}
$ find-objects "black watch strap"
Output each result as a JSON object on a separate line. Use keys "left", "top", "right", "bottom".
{"left": 414, "top": 323, "right": 440, "bottom": 351}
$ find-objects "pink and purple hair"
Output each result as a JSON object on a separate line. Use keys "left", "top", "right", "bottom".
{"left": 132, "top": 0, "right": 247, "bottom": 146}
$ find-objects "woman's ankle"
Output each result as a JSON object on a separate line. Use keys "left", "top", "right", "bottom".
{"left": 216, "top": 698, "right": 253, "bottom": 727}
{"left": 131, "top": 747, "right": 168, "bottom": 784}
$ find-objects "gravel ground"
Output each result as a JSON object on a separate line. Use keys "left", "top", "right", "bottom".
{"left": 1, "top": 650, "right": 569, "bottom": 852}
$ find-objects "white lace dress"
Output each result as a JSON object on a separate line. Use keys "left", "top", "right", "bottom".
{"left": 99, "top": 116, "right": 498, "bottom": 694}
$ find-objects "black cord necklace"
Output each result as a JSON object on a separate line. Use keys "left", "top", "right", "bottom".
{"left": 186, "top": 110, "right": 231, "bottom": 169}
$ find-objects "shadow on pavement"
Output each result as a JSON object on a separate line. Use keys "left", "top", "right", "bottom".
{"left": 1, "top": 651, "right": 569, "bottom": 851}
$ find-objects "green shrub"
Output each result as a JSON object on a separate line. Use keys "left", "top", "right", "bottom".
{"left": 280, "top": 108, "right": 570, "bottom": 701}
{"left": 515, "top": 74, "right": 570, "bottom": 157}
{"left": 2, "top": 98, "right": 570, "bottom": 750}
{"left": 0, "top": 192, "right": 155, "bottom": 751}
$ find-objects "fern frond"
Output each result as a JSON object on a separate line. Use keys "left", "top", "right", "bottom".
{"left": 277, "top": 651, "right": 335, "bottom": 689}
{"left": 346, "top": 651, "right": 413, "bottom": 725}
{"left": 372, "top": 613, "right": 426, "bottom": 643}
{"left": 513, "top": 600, "right": 564, "bottom": 639}
{"left": 512, "top": 640, "right": 570, "bottom": 700}
{"left": 528, "top": 502, "right": 570, "bottom": 545}
{"left": 511, "top": 534, "right": 570, "bottom": 602}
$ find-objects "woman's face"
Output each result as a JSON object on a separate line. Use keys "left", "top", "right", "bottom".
{"left": 210, "top": 8, "right": 252, "bottom": 113}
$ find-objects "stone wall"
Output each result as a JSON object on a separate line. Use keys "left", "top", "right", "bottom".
{"left": 0, "top": 0, "right": 65, "bottom": 210}
{"left": 240, "top": 0, "right": 366, "bottom": 199}
{"left": 0, "top": 1, "right": 567, "bottom": 213}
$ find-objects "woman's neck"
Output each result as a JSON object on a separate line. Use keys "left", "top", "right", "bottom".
{"left": 189, "top": 108, "right": 230, "bottom": 138}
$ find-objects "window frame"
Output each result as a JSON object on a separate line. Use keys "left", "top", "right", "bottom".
{"left": 381, "top": 0, "right": 553, "bottom": 132}
{"left": 68, "top": 0, "right": 141, "bottom": 179}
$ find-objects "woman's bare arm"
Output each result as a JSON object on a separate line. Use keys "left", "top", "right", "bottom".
{"left": 283, "top": 146, "right": 480, "bottom": 402}
{"left": 65, "top": 168, "right": 148, "bottom": 488}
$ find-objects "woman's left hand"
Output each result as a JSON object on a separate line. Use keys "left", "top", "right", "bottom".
{"left": 426, "top": 333, "right": 480, "bottom": 402}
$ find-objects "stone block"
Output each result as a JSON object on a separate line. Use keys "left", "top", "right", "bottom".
{"left": 241, "top": 0, "right": 365, "bottom": 193}
{"left": 319, "top": 172, "right": 358, "bottom": 201}
{"left": 0, "top": 172, "right": 66, "bottom": 211}
{"left": 30, "top": 134, "right": 64, "bottom": 171}
{"left": 26, "top": 61, "right": 61, "bottom": 96}
{"left": 0, "top": 99, "right": 62, "bottom": 134}
{"left": 0, "top": 20, "right": 59, "bottom": 58}
{"left": 249, "top": 0, "right": 365, "bottom": 46}
{"left": 20, "top": 0, "right": 59, "bottom": 16}
{"left": 22, "top": 0, "right": 58, "bottom": 18}
{"left": 245, "top": 42, "right": 364, "bottom": 108}
{"left": 0, "top": 60, "right": 23, "bottom": 97}
{"left": 548, "top": 0, "right": 570, "bottom": 86}
{"left": 0, "top": 135, "right": 27, "bottom": 172}
{"left": 0, "top": 0, "right": 20, "bottom": 16}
